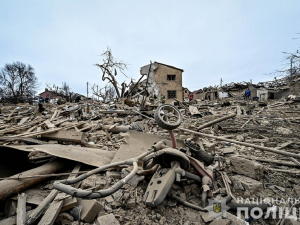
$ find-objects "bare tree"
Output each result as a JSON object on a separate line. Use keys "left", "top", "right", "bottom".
{"left": 266, "top": 35, "right": 300, "bottom": 80}
{"left": 270, "top": 50, "right": 300, "bottom": 79}
{"left": 0, "top": 62, "right": 38, "bottom": 103}
{"left": 92, "top": 84, "right": 107, "bottom": 102}
{"left": 46, "top": 82, "right": 74, "bottom": 102}
{"left": 107, "top": 85, "right": 116, "bottom": 101}
{"left": 60, "top": 82, "right": 74, "bottom": 102}
{"left": 92, "top": 84, "right": 113, "bottom": 102}
{"left": 94, "top": 48, "right": 128, "bottom": 98}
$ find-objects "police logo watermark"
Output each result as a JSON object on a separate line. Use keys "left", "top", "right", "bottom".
{"left": 208, "top": 199, "right": 230, "bottom": 219}
{"left": 213, "top": 202, "right": 221, "bottom": 213}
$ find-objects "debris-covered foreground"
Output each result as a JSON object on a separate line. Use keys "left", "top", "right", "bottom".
{"left": 0, "top": 97, "right": 300, "bottom": 225}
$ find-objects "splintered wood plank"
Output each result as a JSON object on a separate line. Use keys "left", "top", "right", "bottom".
{"left": 17, "top": 193, "right": 27, "bottom": 225}
{"left": 18, "top": 117, "right": 29, "bottom": 125}
{"left": 26, "top": 190, "right": 58, "bottom": 224}
{"left": 50, "top": 111, "right": 57, "bottom": 122}
{"left": 44, "top": 120, "right": 55, "bottom": 129}
{"left": 37, "top": 193, "right": 64, "bottom": 225}
{"left": 37, "top": 163, "right": 82, "bottom": 225}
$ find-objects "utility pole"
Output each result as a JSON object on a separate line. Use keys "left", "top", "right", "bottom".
{"left": 86, "top": 82, "right": 89, "bottom": 113}
{"left": 290, "top": 57, "right": 293, "bottom": 77}
{"left": 96, "top": 85, "right": 99, "bottom": 101}
{"left": 86, "top": 82, "right": 89, "bottom": 102}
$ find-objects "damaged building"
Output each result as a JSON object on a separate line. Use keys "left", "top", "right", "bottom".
{"left": 190, "top": 75, "right": 300, "bottom": 102}
{"left": 140, "top": 62, "right": 184, "bottom": 103}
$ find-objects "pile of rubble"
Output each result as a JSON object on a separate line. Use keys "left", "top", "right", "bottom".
{"left": 0, "top": 96, "right": 300, "bottom": 225}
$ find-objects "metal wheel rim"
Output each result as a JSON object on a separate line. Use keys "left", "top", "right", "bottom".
{"left": 158, "top": 105, "right": 181, "bottom": 126}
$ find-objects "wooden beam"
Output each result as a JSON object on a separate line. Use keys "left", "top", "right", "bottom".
{"left": 196, "top": 113, "right": 236, "bottom": 131}
{"left": 242, "top": 156, "right": 300, "bottom": 167}
{"left": 0, "top": 137, "right": 48, "bottom": 145}
{"left": 179, "top": 128, "right": 300, "bottom": 159}
{"left": 9, "top": 128, "right": 61, "bottom": 138}
{"left": 41, "top": 130, "right": 85, "bottom": 143}
{"left": 0, "top": 160, "right": 64, "bottom": 201}
{"left": 17, "top": 193, "right": 27, "bottom": 225}
{"left": 37, "top": 193, "right": 64, "bottom": 225}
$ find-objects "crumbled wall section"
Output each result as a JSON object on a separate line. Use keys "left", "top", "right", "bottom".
{"left": 257, "top": 88, "right": 268, "bottom": 101}
{"left": 140, "top": 63, "right": 160, "bottom": 96}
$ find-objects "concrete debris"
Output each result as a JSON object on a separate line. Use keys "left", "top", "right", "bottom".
{"left": 209, "top": 217, "right": 230, "bottom": 225}
{"left": 1, "top": 85, "right": 300, "bottom": 225}
{"left": 229, "top": 156, "right": 264, "bottom": 180}
{"left": 81, "top": 174, "right": 105, "bottom": 190}
{"left": 55, "top": 212, "right": 74, "bottom": 225}
{"left": 96, "top": 213, "right": 120, "bottom": 225}
{"left": 77, "top": 199, "right": 103, "bottom": 223}
{"left": 224, "top": 212, "right": 247, "bottom": 225}
{"left": 276, "top": 127, "right": 293, "bottom": 135}
{"left": 230, "top": 175, "right": 263, "bottom": 193}
{"left": 201, "top": 212, "right": 214, "bottom": 223}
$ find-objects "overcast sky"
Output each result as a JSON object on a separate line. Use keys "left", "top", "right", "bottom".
{"left": 0, "top": 1, "right": 299, "bottom": 96}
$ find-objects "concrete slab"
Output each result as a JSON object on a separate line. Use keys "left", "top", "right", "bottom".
{"left": 111, "top": 130, "right": 185, "bottom": 163}
{"left": 230, "top": 156, "right": 264, "bottom": 180}
{"left": 96, "top": 213, "right": 120, "bottom": 225}
{"left": 231, "top": 175, "right": 263, "bottom": 194}
{"left": 5, "top": 144, "right": 116, "bottom": 167}
{"left": 78, "top": 199, "right": 103, "bottom": 223}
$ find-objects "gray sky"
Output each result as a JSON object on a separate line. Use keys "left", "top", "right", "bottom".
{"left": 0, "top": 1, "right": 299, "bottom": 96}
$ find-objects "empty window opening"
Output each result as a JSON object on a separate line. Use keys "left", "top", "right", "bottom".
{"left": 167, "top": 90, "right": 176, "bottom": 99}
{"left": 167, "top": 75, "right": 176, "bottom": 81}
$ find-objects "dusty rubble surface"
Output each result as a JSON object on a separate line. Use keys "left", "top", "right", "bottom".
{"left": 0, "top": 98, "right": 300, "bottom": 225}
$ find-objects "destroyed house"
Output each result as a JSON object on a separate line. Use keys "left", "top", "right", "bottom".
{"left": 140, "top": 62, "right": 184, "bottom": 103}
{"left": 266, "top": 86, "right": 290, "bottom": 99}
{"left": 193, "top": 87, "right": 219, "bottom": 101}
{"left": 39, "top": 89, "right": 59, "bottom": 100}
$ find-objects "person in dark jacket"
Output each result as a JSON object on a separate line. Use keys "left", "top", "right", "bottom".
{"left": 39, "top": 96, "right": 44, "bottom": 103}
{"left": 244, "top": 89, "right": 251, "bottom": 100}
{"left": 75, "top": 95, "right": 81, "bottom": 103}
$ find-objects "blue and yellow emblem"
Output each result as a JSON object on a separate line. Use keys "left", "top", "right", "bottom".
{"left": 213, "top": 202, "right": 221, "bottom": 213}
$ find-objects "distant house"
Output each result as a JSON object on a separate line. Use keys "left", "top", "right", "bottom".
{"left": 140, "top": 62, "right": 184, "bottom": 103}
{"left": 193, "top": 88, "right": 219, "bottom": 101}
{"left": 253, "top": 86, "right": 290, "bottom": 100}
{"left": 39, "top": 89, "right": 59, "bottom": 100}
